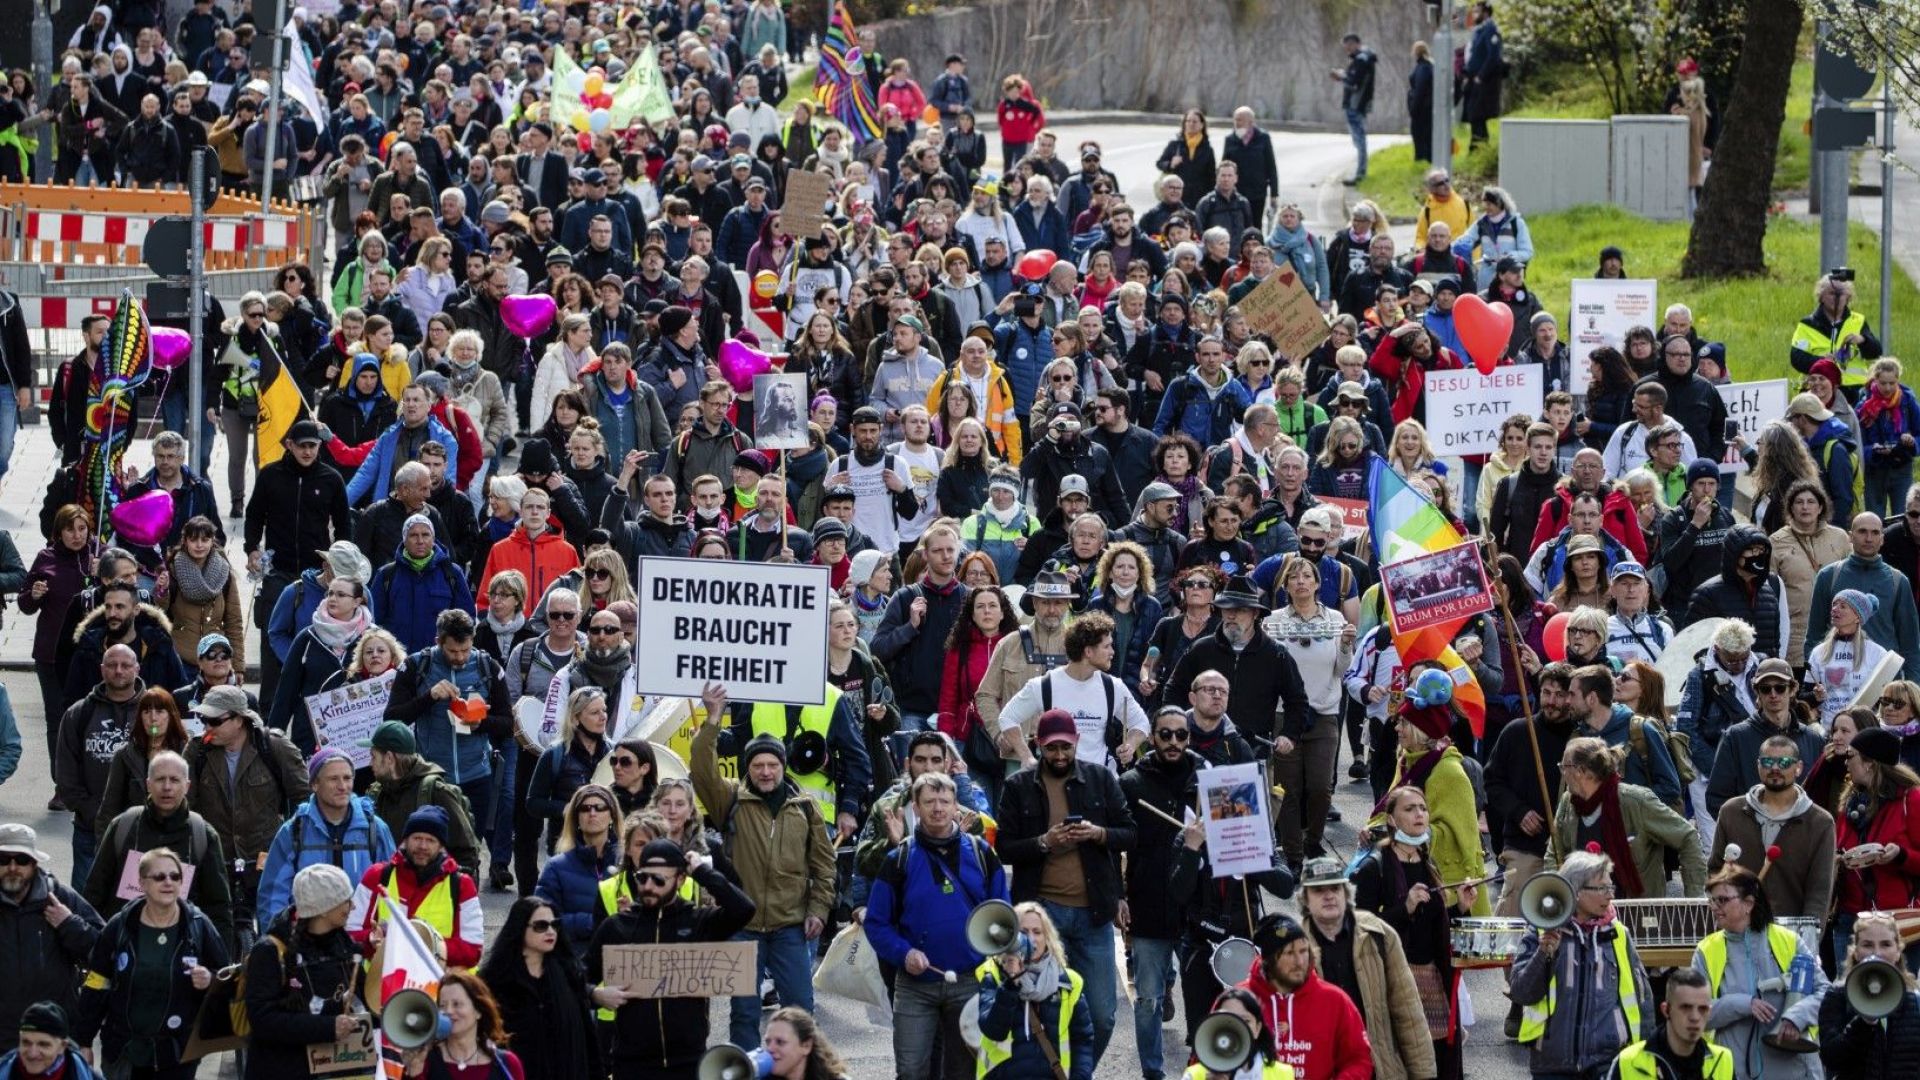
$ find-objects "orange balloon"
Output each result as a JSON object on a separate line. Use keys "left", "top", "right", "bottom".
{"left": 921, "top": 104, "right": 940, "bottom": 127}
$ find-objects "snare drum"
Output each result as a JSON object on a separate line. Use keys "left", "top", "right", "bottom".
{"left": 1210, "top": 938, "right": 1259, "bottom": 986}
{"left": 1451, "top": 917, "right": 1530, "bottom": 968}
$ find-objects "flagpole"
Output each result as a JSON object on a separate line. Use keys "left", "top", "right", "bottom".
{"left": 1498, "top": 598, "right": 1558, "bottom": 866}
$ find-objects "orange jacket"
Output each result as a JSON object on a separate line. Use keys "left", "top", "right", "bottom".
{"left": 476, "top": 525, "right": 580, "bottom": 610}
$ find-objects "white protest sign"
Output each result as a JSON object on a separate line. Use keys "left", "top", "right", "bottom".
{"left": 1198, "top": 762, "right": 1275, "bottom": 878}
{"left": 1716, "top": 379, "right": 1791, "bottom": 474}
{"left": 1423, "top": 365, "right": 1545, "bottom": 456}
{"left": 636, "top": 557, "right": 832, "bottom": 706}
{"left": 1569, "top": 278, "right": 1659, "bottom": 394}
{"left": 304, "top": 669, "right": 397, "bottom": 770}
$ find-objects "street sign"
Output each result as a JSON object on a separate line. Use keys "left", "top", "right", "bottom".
{"left": 1814, "top": 106, "right": 1878, "bottom": 151}
{"left": 144, "top": 282, "right": 193, "bottom": 321}
{"left": 142, "top": 216, "right": 195, "bottom": 279}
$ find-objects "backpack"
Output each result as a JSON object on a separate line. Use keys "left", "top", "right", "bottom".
{"left": 223, "top": 934, "right": 287, "bottom": 1037}
{"left": 1039, "top": 669, "right": 1126, "bottom": 758}
{"left": 1629, "top": 714, "right": 1697, "bottom": 795}
{"left": 108, "top": 811, "right": 212, "bottom": 872}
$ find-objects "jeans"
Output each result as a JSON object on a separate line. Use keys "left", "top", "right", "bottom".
{"left": 512, "top": 747, "right": 543, "bottom": 896}
{"left": 1345, "top": 107, "right": 1369, "bottom": 178}
{"left": 0, "top": 387, "right": 16, "bottom": 488}
{"left": 459, "top": 774, "right": 495, "bottom": 845}
{"left": 1688, "top": 775, "right": 1713, "bottom": 855}
{"left": 72, "top": 824, "right": 97, "bottom": 887}
{"left": 728, "top": 924, "right": 815, "bottom": 1049}
{"left": 1865, "top": 461, "right": 1911, "bottom": 520}
{"left": 1131, "top": 935, "right": 1178, "bottom": 1077}
{"left": 157, "top": 393, "right": 217, "bottom": 478}
{"left": 1041, "top": 900, "right": 1117, "bottom": 1068}
{"left": 218, "top": 406, "right": 255, "bottom": 509}
{"left": 489, "top": 746, "right": 516, "bottom": 872}
{"left": 893, "top": 973, "right": 977, "bottom": 1079}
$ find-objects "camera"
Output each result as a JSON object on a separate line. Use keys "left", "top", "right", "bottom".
{"left": 1829, "top": 267, "right": 1856, "bottom": 282}
{"left": 1014, "top": 295, "right": 1038, "bottom": 318}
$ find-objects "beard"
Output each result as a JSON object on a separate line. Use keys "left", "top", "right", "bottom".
{"left": 1043, "top": 756, "right": 1075, "bottom": 778}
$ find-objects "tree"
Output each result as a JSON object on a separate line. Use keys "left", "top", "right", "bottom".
{"left": 1681, "top": 1, "right": 1804, "bottom": 277}
{"left": 1496, "top": 0, "right": 1746, "bottom": 114}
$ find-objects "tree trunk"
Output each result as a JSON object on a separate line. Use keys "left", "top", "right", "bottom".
{"left": 1680, "top": 0, "right": 1803, "bottom": 278}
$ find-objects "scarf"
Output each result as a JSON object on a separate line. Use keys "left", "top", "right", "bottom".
{"left": 1860, "top": 382, "right": 1905, "bottom": 432}
{"left": 447, "top": 355, "right": 484, "bottom": 400}
{"left": 1014, "top": 953, "right": 1063, "bottom": 1003}
{"left": 1163, "top": 472, "right": 1202, "bottom": 534}
{"left": 987, "top": 501, "right": 1023, "bottom": 527}
{"left": 1571, "top": 774, "right": 1646, "bottom": 897}
{"left": 487, "top": 611, "right": 527, "bottom": 638}
{"left": 574, "top": 645, "right": 631, "bottom": 692}
{"left": 309, "top": 602, "right": 372, "bottom": 657}
{"left": 171, "top": 550, "right": 230, "bottom": 602}
{"left": 1373, "top": 743, "right": 1451, "bottom": 816}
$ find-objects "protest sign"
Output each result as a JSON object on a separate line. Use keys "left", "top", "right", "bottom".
{"left": 601, "top": 942, "right": 759, "bottom": 998}
{"left": 305, "top": 669, "right": 397, "bottom": 770}
{"left": 781, "top": 169, "right": 834, "bottom": 245}
{"left": 1381, "top": 542, "right": 1495, "bottom": 635}
{"left": 754, "top": 372, "right": 810, "bottom": 450}
{"left": 1236, "top": 268, "right": 1330, "bottom": 360}
{"left": 1198, "top": 762, "right": 1275, "bottom": 878}
{"left": 1423, "top": 365, "right": 1545, "bottom": 455}
{"left": 116, "top": 851, "right": 198, "bottom": 902}
{"left": 1569, "top": 279, "right": 1658, "bottom": 394}
{"left": 306, "top": 1015, "right": 376, "bottom": 1075}
{"left": 1319, "top": 497, "right": 1369, "bottom": 542}
{"left": 636, "top": 557, "right": 831, "bottom": 706}
{"left": 1716, "top": 379, "right": 1791, "bottom": 473}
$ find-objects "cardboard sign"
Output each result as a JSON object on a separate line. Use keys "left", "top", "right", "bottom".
{"left": 1716, "top": 379, "right": 1791, "bottom": 474}
{"left": 1198, "top": 762, "right": 1276, "bottom": 878}
{"left": 1319, "top": 497, "right": 1369, "bottom": 542}
{"left": 781, "top": 169, "right": 835, "bottom": 246}
{"left": 1380, "top": 541, "right": 1495, "bottom": 635}
{"left": 1423, "top": 365, "right": 1546, "bottom": 455}
{"left": 635, "top": 557, "right": 831, "bottom": 706}
{"left": 305, "top": 669, "right": 397, "bottom": 770}
{"left": 1568, "top": 279, "right": 1659, "bottom": 395}
{"left": 1237, "top": 268, "right": 1331, "bottom": 360}
{"left": 306, "top": 1015, "right": 376, "bottom": 1075}
{"left": 601, "top": 941, "right": 759, "bottom": 998}
{"left": 115, "top": 849, "right": 198, "bottom": 902}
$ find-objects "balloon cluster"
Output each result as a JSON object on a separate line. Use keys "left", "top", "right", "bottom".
{"left": 567, "top": 68, "right": 616, "bottom": 151}
{"left": 80, "top": 291, "right": 177, "bottom": 547}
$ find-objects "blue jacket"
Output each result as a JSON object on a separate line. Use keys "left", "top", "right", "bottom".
{"left": 1153, "top": 370, "right": 1253, "bottom": 446}
{"left": 1859, "top": 387, "right": 1920, "bottom": 470}
{"left": 1806, "top": 415, "right": 1858, "bottom": 525}
{"left": 993, "top": 318, "right": 1053, "bottom": 412}
{"left": 389, "top": 645, "right": 507, "bottom": 783}
{"left": 368, "top": 547, "right": 474, "bottom": 653}
{"left": 864, "top": 831, "right": 1009, "bottom": 981}
{"left": 533, "top": 839, "right": 617, "bottom": 940}
{"left": 716, "top": 204, "right": 770, "bottom": 267}
{"left": 344, "top": 417, "right": 460, "bottom": 505}
{"left": 256, "top": 795, "right": 395, "bottom": 931}
{"left": 1424, "top": 306, "right": 1465, "bottom": 358}
{"left": 1012, "top": 200, "right": 1069, "bottom": 258}
{"left": 268, "top": 569, "right": 326, "bottom": 663}
{"left": 1084, "top": 592, "right": 1165, "bottom": 701}
{"left": 0, "top": 685, "right": 19, "bottom": 786}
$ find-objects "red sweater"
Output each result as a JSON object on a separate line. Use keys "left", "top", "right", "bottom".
{"left": 1835, "top": 786, "right": 1920, "bottom": 911}
{"left": 937, "top": 628, "right": 1007, "bottom": 742}
{"left": 1239, "top": 968, "right": 1373, "bottom": 1080}
{"left": 1368, "top": 334, "right": 1463, "bottom": 426}
{"left": 1530, "top": 483, "right": 1651, "bottom": 565}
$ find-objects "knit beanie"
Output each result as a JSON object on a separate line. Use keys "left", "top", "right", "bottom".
{"left": 742, "top": 734, "right": 787, "bottom": 766}
{"left": 848, "top": 549, "right": 887, "bottom": 588}
{"left": 658, "top": 305, "right": 695, "bottom": 339}
{"left": 292, "top": 863, "right": 355, "bottom": 915}
{"left": 1834, "top": 588, "right": 1880, "bottom": 625}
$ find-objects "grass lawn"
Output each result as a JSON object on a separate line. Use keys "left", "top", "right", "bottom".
{"left": 1517, "top": 205, "right": 1919, "bottom": 386}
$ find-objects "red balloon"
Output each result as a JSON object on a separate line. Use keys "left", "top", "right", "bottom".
{"left": 593, "top": 93, "right": 614, "bottom": 109}
{"left": 1541, "top": 611, "right": 1572, "bottom": 662}
{"left": 1453, "top": 293, "right": 1515, "bottom": 375}
{"left": 577, "top": 131, "right": 594, "bottom": 153}
{"left": 1015, "top": 248, "right": 1059, "bottom": 281}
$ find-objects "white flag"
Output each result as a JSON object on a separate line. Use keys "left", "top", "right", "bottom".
{"left": 281, "top": 21, "right": 325, "bottom": 127}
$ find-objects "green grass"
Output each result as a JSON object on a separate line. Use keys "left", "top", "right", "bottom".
{"left": 783, "top": 65, "right": 817, "bottom": 112}
{"left": 1515, "top": 205, "right": 1920, "bottom": 385}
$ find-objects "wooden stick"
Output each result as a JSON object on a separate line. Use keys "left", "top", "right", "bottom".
{"left": 1135, "top": 800, "right": 1185, "bottom": 829}
{"left": 1500, "top": 599, "right": 1559, "bottom": 865}
{"left": 1439, "top": 870, "right": 1506, "bottom": 891}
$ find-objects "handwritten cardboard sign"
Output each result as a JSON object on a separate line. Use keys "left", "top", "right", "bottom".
{"left": 115, "top": 849, "right": 198, "bottom": 902}
{"left": 306, "top": 1015, "right": 376, "bottom": 1075}
{"left": 1236, "top": 268, "right": 1330, "bottom": 360}
{"left": 781, "top": 169, "right": 834, "bottom": 246}
{"left": 601, "top": 941, "right": 758, "bottom": 998}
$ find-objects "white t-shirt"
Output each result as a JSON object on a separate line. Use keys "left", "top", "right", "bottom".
{"left": 846, "top": 453, "right": 901, "bottom": 554}
{"left": 889, "top": 440, "right": 944, "bottom": 545}
{"left": 997, "top": 668, "right": 1151, "bottom": 767}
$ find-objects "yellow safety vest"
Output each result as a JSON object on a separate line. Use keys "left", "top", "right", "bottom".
{"left": 1517, "top": 920, "right": 1642, "bottom": 1044}
{"left": 1183, "top": 1061, "right": 1293, "bottom": 1080}
{"left": 975, "top": 960, "right": 1082, "bottom": 1079}
{"left": 1610, "top": 1037, "right": 1735, "bottom": 1080}
{"left": 748, "top": 687, "right": 843, "bottom": 820}
{"left": 591, "top": 872, "right": 698, "bottom": 1020}
{"left": 376, "top": 865, "right": 455, "bottom": 941}
{"left": 1791, "top": 310, "right": 1873, "bottom": 386}
{"left": 1694, "top": 923, "right": 1817, "bottom": 1045}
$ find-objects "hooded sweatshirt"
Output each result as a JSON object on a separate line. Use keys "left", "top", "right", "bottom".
{"left": 1239, "top": 966, "right": 1373, "bottom": 1080}
{"left": 1710, "top": 785, "right": 1836, "bottom": 919}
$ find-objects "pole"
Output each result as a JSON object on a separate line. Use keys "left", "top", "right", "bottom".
{"left": 1432, "top": 0, "right": 1454, "bottom": 177}
{"left": 30, "top": 0, "right": 51, "bottom": 181}
{"left": 189, "top": 149, "right": 206, "bottom": 447}
{"left": 1499, "top": 600, "right": 1558, "bottom": 866}
{"left": 1881, "top": 48, "right": 1895, "bottom": 352}
{"left": 260, "top": 24, "right": 286, "bottom": 215}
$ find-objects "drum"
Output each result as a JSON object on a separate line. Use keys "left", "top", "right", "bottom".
{"left": 959, "top": 997, "right": 981, "bottom": 1050}
{"left": 1451, "top": 917, "right": 1530, "bottom": 968}
{"left": 516, "top": 695, "right": 556, "bottom": 751}
{"left": 1210, "top": 938, "right": 1258, "bottom": 986}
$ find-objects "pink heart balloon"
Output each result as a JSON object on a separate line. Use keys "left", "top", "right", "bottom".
{"left": 151, "top": 327, "right": 192, "bottom": 370}
{"left": 716, "top": 338, "right": 775, "bottom": 394}
{"left": 109, "top": 489, "right": 175, "bottom": 547}
{"left": 500, "top": 293, "right": 558, "bottom": 339}
{"left": 1452, "top": 293, "right": 1515, "bottom": 375}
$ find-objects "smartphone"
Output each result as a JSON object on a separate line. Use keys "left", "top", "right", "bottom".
{"left": 1724, "top": 419, "right": 1740, "bottom": 441}
{"left": 1062, "top": 815, "right": 1084, "bottom": 827}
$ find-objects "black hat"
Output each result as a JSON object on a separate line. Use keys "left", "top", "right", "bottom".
{"left": 1213, "top": 575, "right": 1269, "bottom": 613}
{"left": 789, "top": 731, "right": 828, "bottom": 775}
{"left": 639, "top": 298, "right": 669, "bottom": 317}
{"left": 850, "top": 405, "right": 884, "bottom": 427}
{"left": 1433, "top": 275, "right": 1461, "bottom": 295}
{"left": 1853, "top": 726, "right": 1901, "bottom": 767}
{"left": 657, "top": 305, "right": 695, "bottom": 338}
{"left": 582, "top": 167, "right": 608, "bottom": 185}
{"left": 18, "top": 1002, "right": 69, "bottom": 1039}
{"left": 1021, "top": 569, "right": 1080, "bottom": 614}
{"left": 637, "top": 839, "right": 687, "bottom": 871}
{"left": 285, "top": 420, "right": 324, "bottom": 445}
{"left": 1251, "top": 913, "right": 1307, "bottom": 958}
{"left": 742, "top": 734, "right": 787, "bottom": 766}
{"left": 518, "top": 437, "right": 557, "bottom": 477}
{"left": 1494, "top": 255, "right": 1525, "bottom": 275}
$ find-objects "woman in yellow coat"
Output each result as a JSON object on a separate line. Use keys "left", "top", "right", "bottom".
{"left": 1367, "top": 670, "right": 1491, "bottom": 916}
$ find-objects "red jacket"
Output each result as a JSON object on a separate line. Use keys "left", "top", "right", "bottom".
{"left": 345, "top": 852, "right": 485, "bottom": 970}
{"left": 1530, "top": 483, "right": 1651, "bottom": 564}
{"left": 1367, "top": 334, "right": 1463, "bottom": 427}
{"left": 937, "top": 628, "right": 1007, "bottom": 742}
{"left": 1238, "top": 967, "right": 1373, "bottom": 1080}
{"left": 996, "top": 90, "right": 1046, "bottom": 144}
{"left": 432, "top": 400, "right": 485, "bottom": 488}
{"left": 1835, "top": 786, "right": 1920, "bottom": 911}
{"left": 477, "top": 525, "right": 581, "bottom": 610}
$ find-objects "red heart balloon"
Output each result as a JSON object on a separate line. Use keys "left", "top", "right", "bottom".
{"left": 1453, "top": 293, "right": 1515, "bottom": 375}
{"left": 1541, "top": 611, "right": 1572, "bottom": 662}
{"left": 1015, "top": 249, "right": 1059, "bottom": 281}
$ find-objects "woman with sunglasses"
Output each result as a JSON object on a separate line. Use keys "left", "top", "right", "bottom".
{"left": 1139, "top": 565, "right": 1224, "bottom": 710}
{"left": 606, "top": 738, "right": 659, "bottom": 817}
{"left": 478, "top": 896, "right": 600, "bottom": 1080}
{"left": 476, "top": 569, "right": 537, "bottom": 666}
{"left": 532, "top": 781, "right": 622, "bottom": 941}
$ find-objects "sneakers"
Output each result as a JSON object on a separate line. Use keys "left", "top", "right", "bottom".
{"left": 1326, "top": 807, "right": 1343, "bottom": 824}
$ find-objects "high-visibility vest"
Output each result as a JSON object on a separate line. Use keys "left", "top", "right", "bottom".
{"left": 1791, "top": 310, "right": 1873, "bottom": 386}
{"left": 1610, "top": 1037, "right": 1734, "bottom": 1080}
{"left": 377, "top": 865, "right": 455, "bottom": 941}
{"left": 1695, "top": 923, "right": 1817, "bottom": 1046}
{"left": 975, "top": 960, "right": 1082, "bottom": 1079}
{"left": 590, "top": 873, "right": 696, "bottom": 1020}
{"left": 749, "top": 687, "right": 843, "bottom": 819}
{"left": 1183, "top": 1061, "right": 1293, "bottom": 1080}
{"left": 1517, "top": 920, "right": 1642, "bottom": 1045}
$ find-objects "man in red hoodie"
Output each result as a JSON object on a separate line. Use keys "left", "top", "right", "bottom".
{"left": 1530, "top": 448, "right": 1651, "bottom": 565}
{"left": 1238, "top": 913, "right": 1373, "bottom": 1080}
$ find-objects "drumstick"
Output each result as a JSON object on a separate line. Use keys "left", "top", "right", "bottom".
{"left": 1438, "top": 870, "right": 1506, "bottom": 891}
{"left": 1135, "top": 800, "right": 1186, "bottom": 829}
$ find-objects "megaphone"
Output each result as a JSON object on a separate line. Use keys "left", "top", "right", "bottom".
{"left": 1519, "top": 873, "right": 1574, "bottom": 930}
{"left": 966, "top": 900, "right": 1029, "bottom": 958}
{"left": 1757, "top": 953, "right": 1821, "bottom": 1053}
{"left": 699, "top": 1045, "right": 775, "bottom": 1080}
{"left": 380, "top": 988, "right": 451, "bottom": 1050}
{"left": 1193, "top": 1012, "right": 1255, "bottom": 1074}
{"left": 1846, "top": 957, "right": 1907, "bottom": 1019}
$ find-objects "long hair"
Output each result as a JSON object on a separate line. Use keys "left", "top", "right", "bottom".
{"left": 1588, "top": 346, "right": 1636, "bottom": 396}
{"left": 1622, "top": 660, "right": 1668, "bottom": 723}
{"left": 1094, "top": 540, "right": 1157, "bottom": 600}
{"left": 133, "top": 688, "right": 190, "bottom": 755}
{"left": 346, "top": 627, "right": 404, "bottom": 679}
{"left": 478, "top": 895, "right": 585, "bottom": 987}
{"left": 554, "top": 784, "right": 621, "bottom": 855}
{"left": 582, "top": 549, "right": 637, "bottom": 605}
{"left": 766, "top": 1007, "right": 849, "bottom": 1080}
{"left": 945, "top": 584, "right": 1018, "bottom": 651}
{"left": 558, "top": 686, "right": 609, "bottom": 751}
{"left": 1750, "top": 421, "right": 1820, "bottom": 500}
{"left": 612, "top": 738, "right": 659, "bottom": 806}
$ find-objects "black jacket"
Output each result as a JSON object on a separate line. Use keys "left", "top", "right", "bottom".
{"left": 1220, "top": 126, "right": 1280, "bottom": 209}
{"left": 1484, "top": 716, "right": 1576, "bottom": 857}
{"left": 1020, "top": 435, "right": 1130, "bottom": 527}
{"left": 241, "top": 913, "right": 365, "bottom": 1080}
{"left": 480, "top": 954, "right": 600, "bottom": 1080}
{"left": 1170, "top": 836, "right": 1295, "bottom": 944}
{"left": 1089, "top": 422, "right": 1160, "bottom": 507}
{"left": 995, "top": 760, "right": 1136, "bottom": 925}
{"left": 1119, "top": 750, "right": 1204, "bottom": 939}
{"left": 1819, "top": 978, "right": 1920, "bottom": 1080}
{"left": 1164, "top": 629, "right": 1310, "bottom": 746}
{"left": 599, "top": 490, "right": 694, "bottom": 571}
{"left": 73, "top": 897, "right": 229, "bottom": 1066}
{"left": 586, "top": 864, "right": 756, "bottom": 1070}
{"left": 1490, "top": 463, "right": 1564, "bottom": 563}
{"left": 870, "top": 579, "right": 971, "bottom": 715}
{"left": 1656, "top": 500, "right": 1737, "bottom": 622}
{"left": 243, "top": 454, "right": 352, "bottom": 573}
{"left": 1686, "top": 525, "right": 1787, "bottom": 658}
{"left": 353, "top": 499, "right": 447, "bottom": 573}
{"left": 1117, "top": 519, "right": 1188, "bottom": 607}
{"left": 1643, "top": 363, "right": 1729, "bottom": 463}
{"left": 0, "top": 870, "right": 104, "bottom": 1048}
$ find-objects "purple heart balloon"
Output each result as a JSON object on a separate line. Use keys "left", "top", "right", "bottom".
{"left": 109, "top": 489, "right": 175, "bottom": 547}
{"left": 151, "top": 327, "right": 192, "bottom": 370}
{"left": 500, "top": 293, "right": 558, "bottom": 339}
{"left": 716, "top": 338, "right": 774, "bottom": 394}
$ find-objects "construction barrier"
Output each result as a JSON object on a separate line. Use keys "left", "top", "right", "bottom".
{"left": 0, "top": 182, "right": 318, "bottom": 270}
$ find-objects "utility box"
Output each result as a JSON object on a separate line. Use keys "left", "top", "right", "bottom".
{"left": 1610, "top": 115, "right": 1692, "bottom": 222}
{"left": 1498, "top": 119, "right": 1612, "bottom": 214}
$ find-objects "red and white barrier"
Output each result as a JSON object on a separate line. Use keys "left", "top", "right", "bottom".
{"left": 18, "top": 295, "right": 121, "bottom": 330}
{"left": 23, "top": 212, "right": 298, "bottom": 252}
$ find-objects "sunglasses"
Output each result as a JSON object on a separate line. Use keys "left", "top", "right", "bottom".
{"left": 0, "top": 853, "right": 35, "bottom": 867}
{"left": 549, "top": 610, "right": 579, "bottom": 621}
{"left": 527, "top": 918, "right": 558, "bottom": 932}
{"left": 145, "top": 871, "right": 183, "bottom": 882}
{"left": 1759, "top": 755, "right": 1800, "bottom": 770}
{"left": 1182, "top": 580, "right": 1214, "bottom": 590}
{"left": 577, "top": 803, "right": 612, "bottom": 815}
{"left": 637, "top": 871, "right": 675, "bottom": 887}
{"left": 1756, "top": 683, "right": 1792, "bottom": 695}
{"left": 1050, "top": 375, "right": 1075, "bottom": 383}
{"left": 611, "top": 755, "right": 640, "bottom": 768}
{"left": 1155, "top": 728, "right": 1191, "bottom": 741}
{"left": 588, "top": 625, "right": 622, "bottom": 636}
{"left": 201, "top": 650, "right": 233, "bottom": 662}
{"left": 1879, "top": 697, "right": 1910, "bottom": 708}
{"left": 1245, "top": 360, "right": 1271, "bottom": 368}
{"left": 587, "top": 568, "right": 612, "bottom": 580}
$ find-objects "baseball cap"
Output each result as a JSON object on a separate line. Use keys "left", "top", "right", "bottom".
{"left": 1036, "top": 709, "right": 1078, "bottom": 745}
{"left": 1057, "top": 474, "right": 1091, "bottom": 500}
{"left": 356, "top": 720, "right": 418, "bottom": 754}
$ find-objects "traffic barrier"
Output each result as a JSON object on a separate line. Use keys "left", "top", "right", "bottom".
{"left": 22, "top": 211, "right": 297, "bottom": 253}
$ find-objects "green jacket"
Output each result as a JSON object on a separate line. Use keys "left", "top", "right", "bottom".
{"left": 368, "top": 757, "right": 483, "bottom": 879}
{"left": 1547, "top": 780, "right": 1707, "bottom": 898}
{"left": 691, "top": 722, "right": 837, "bottom": 932}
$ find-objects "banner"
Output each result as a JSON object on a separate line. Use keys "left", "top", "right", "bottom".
{"left": 1198, "top": 762, "right": 1275, "bottom": 878}
{"left": 281, "top": 21, "right": 325, "bottom": 126}
{"left": 1422, "top": 365, "right": 1545, "bottom": 455}
{"left": 1236, "top": 268, "right": 1330, "bottom": 360}
{"left": 781, "top": 169, "right": 834, "bottom": 246}
{"left": 601, "top": 942, "right": 759, "bottom": 998}
{"left": 1568, "top": 278, "right": 1658, "bottom": 394}
{"left": 1380, "top": 541, "right": 1495, "bottom": 635}
{"left": 635, "top": 558, "right": 832, "bottom": 705}
{"left": 1716, "top": 379, "right": 1791, "bottom": 474}
{"left": 305, "top": 669, "right": 397, "bottom": 770}
{"left": 1319, "top": 496, "right": 1369, "bottom": 542}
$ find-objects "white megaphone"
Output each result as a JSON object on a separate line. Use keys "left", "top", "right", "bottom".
{"left": 1519, "top": 872, "right": 1575, "bottom": 930}
{"left": 966, "top": 900, "right": 1030, "bottom": 958}
{"left": 1846, "top": 957, "right": 1907, "bottom": 1020}
{"left": 699, "top": 1045, "right": 775, "bottom": 1080}
{"left": 1192, "top": 1012, "right": 1255, "bottom": 1074}
{"left": 380, "top": 988, "right": 451, "bottom": 1049}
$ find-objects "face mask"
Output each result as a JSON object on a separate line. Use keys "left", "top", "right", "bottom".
{"left": 1110, "top": 583, "right": 1137, "bottom": 599}
{"left": 1393, "top": 829, "right": 1429, "bottom": 847}
{"left": 1741, "top": 555, "right": 1769, "bottom": 578}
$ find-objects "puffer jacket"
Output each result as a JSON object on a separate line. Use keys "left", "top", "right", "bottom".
{"left": 73, "top": 897, "right": 228, "bottom": 1068}
{"left": 1547, "top": 780, "right": 1707, "bottom": 898}
{"left": 477, "top": 525, "right": 580, "bottom": 608}
{"left": 1509, "top": 916, "right": 1652, "bottom": 1075}
{"left": 1819, "top": 978, "right": 1920, "bottom": 1080}
{"left": 65, "top": 605, "right": 188, "bottom": 706}
{"left": 0, "top": 870, "right": 104, "bottom": 1048}
{"left": 689, "top": 722, "right": 837, "bottom": 933}
{"left": 1705, "top": 712, "right": 1827, "bottom": 816}
{"left": 1687, "top": 525, "right": 1789, "bottom": 661}
{"left": 1118, "top": 750, "right": 1203, "bottom": 940}
{"left": 163, "top": 555, "right": 245, "bottom": 668}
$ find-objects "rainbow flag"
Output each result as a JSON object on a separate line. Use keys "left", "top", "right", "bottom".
{"left": 1368, "top": 459, "right": 1488, "bottom": 735}
{"left": 815, "top": 3, "right": 883, "bottom": 145}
